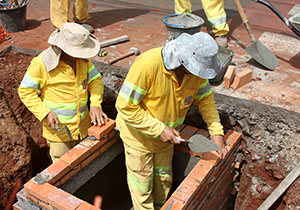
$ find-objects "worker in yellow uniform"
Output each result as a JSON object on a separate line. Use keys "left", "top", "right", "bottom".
{"left": 50, "top": 0, "right": 94, "bottom": 33}
{"left": 174, "top": 0, "right": 229, "bottom": 47}
{"left": 18, "top": 23, "right": 107, "bottom": 162}
{"left": 116, "top": 32, "right": 228, "bottom": 210}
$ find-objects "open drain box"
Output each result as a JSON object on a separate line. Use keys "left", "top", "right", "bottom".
{"left": 13, "top": 121, "right": 241, "bottom": 210}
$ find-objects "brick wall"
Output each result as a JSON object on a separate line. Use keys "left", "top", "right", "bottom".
{"left": 14, "top": 121, "right": 241, "bottom": 210}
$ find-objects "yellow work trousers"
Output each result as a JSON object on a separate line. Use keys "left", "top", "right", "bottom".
{"left": 47, "top": 139, "right": 81, "bottom": 162}
{"left": 123, "top": 143, "right": 174, "bottom": 210}
{"left": 174, "top": 0, "right": 229, "bottom": 36}
{"left": 50, "top": 0, "right": 89, "bottom": 28}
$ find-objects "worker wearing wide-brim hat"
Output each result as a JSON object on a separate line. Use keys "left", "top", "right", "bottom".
{"left": 115, "top": 32, "right": 227, "bottom": 210}
{"left": 18, "top": 23, "right": 107, "bottom": 162}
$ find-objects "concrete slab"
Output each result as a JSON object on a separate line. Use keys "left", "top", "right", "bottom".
{"left": 0, "top": 0, "right": 299, "bottom": 112}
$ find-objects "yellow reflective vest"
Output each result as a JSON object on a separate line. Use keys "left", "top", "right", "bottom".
{"left": 18, "top": 54, "right": 103, "bottom": 142}
{"left": 116, "top": 47, "right": 223, "bottom": 153}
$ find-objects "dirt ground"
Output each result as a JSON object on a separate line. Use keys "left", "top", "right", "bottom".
{"left": 0, "top": 49, "right": 300, "bottom": 209}
{"left": 0, "top": 50, "right": 51, "bottom": 209}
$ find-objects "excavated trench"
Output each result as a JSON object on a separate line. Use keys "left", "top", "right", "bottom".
{"left": 0, "top": 46, "right": 300, "bottom": 209}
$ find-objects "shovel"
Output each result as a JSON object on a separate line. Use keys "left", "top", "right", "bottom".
{"left": 234, "top": 0, "right": 279, "bottom": 70}
{"left": 176, "top": 134, "right": 220, "bottom": 153}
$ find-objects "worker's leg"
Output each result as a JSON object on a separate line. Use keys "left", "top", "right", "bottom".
{"left": 201, "top": 0, "right": 229, "bottom": 36}
{"left": 73, "top": 0, "right": 89, "bottom": 23}
{"left": 124, "top": 143, "right": 155, "bottom": 210}
{"left": 174, "top": 0, "right": 192, "bottom": 14}
{"left": 152, "top": 146, "right": 174, "bottom": 210}
{"left": 47, "top": 140, "right": 80, "bottom": 163}
{"left": 50, "top": 0, "right": 71, "bottom": 29}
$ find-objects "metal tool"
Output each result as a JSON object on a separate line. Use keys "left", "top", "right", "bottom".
{"left": 253, "top": 0, "right": 300, "bottom": 37}
{"left": 55, "top": 123, "right": 72, "bottom": 140}
{"left": 234, "top": 0, "right": 279, "bottom": 70}
{"left": 107, "top": 47, "right": 140, "bottom": 65}
{"left": 176, "top": 134, "right": 220, "bottom": 153}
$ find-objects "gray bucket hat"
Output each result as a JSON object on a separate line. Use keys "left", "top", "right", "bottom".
{"left": 162, "top": 32, "right": 221, "bottom": 79}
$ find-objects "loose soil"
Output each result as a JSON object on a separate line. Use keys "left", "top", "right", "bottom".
{"left": 0, "top": 49, "right": 299, "bottom": 209}
{"left": 0, "top": 50, "right": 51, "bottom": 209}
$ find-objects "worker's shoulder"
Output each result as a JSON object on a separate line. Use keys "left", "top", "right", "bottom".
{"left": 28, "top": 53, "right": 44, "bottom": 67}
{"left": 135, "top": 47, "right": 163, "bottom": 65}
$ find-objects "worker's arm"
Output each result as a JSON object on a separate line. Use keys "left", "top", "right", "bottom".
{"left": 87, "top": 61, "right": 107, "bottom": 125}
{"left": 18, "top": 59, "right": 52, "bottom": 121}
{"left": 194, "top": 79, "right": 227, "bottom": 158}
{"left": 116, "top": 63, "right": 166, "bottom": 139}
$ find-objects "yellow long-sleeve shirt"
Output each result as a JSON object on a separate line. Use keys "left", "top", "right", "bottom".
{"left": 116, "top": 47, "right": 223, "bottom": 153}
{"left": 18, "top": 54, "right": 103, "bottom": 142}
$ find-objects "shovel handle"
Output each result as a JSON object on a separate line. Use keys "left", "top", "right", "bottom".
{"left": 233, "top": 0, "right": 256, "bottom": 42}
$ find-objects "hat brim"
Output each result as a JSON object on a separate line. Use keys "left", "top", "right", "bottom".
{"left": 175, "top": 33, "right": 222, "bottom": 79}
{"left": 48, "top": 30, "right": 100, "bottom": 59}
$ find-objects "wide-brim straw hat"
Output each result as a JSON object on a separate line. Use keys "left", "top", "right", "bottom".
{"left": 48, "top": 22, "right": 100, "bottom": 59}
{"left": 162, "top": 32, "right": 221, "bottom": 79}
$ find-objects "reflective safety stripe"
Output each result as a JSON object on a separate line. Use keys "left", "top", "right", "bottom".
{"left": 127, "top": 172, "right": 153, "bottom": 193}
{"left": 43, "top": 99, "right": 88, "bottom": 123}
{"left": 20, "top": 73, "right": 41, "bottom": 90}
{"left": 154, "top": 166, "right": 172, "bottom": 178}
{"left": 119, "top": 80, "right": 147, "bottom": 105}
{"left": 165, "top": 117, "right": 185, "bottom": 128}
{"left": 207, "top": 13, "right": 227, "bottom": 29}
{"left": 195, "top": 80, "right": 213, "bottom": 100}
{"left": 87, "top": 65, "right": 101, "bottom": 84}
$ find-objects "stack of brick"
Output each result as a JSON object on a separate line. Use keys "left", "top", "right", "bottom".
{"left": 162, "top": 125, "right": 242, "bottom": 210}
{"left": 13, "top": 119, "right": 119, "bottom": 210}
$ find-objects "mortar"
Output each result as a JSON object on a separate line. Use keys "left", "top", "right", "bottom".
{"left": 163, "top": 13, "right": 204, "bottom": 40}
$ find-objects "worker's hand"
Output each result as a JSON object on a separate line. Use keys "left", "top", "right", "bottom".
{"left": 47, "top": 111, "right": 60, "bottom": 130}
{"left": 90, "top": 106, "right": 108, "bottom": 126}
{"left": 211, "top": 135, "right": 227, "bottom": 159}
{"left": 160, "top": 125, "right": 181, "bottom": 144}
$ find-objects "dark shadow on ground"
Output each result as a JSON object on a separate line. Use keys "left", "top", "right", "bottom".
{"left": 88, "top": 8, "right": 150, "bottom": 29}
{"left": 25, "top": 19, "right": 41, "bottom": 30}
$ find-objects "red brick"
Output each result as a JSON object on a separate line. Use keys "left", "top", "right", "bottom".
{"left": 224, "top": 130, "right": 242, "bottom": 147}
{"left": 25, "top": 193, "right": 40, "bottom": 205}
{"left": 24, "top": 180, "right": 57, "bottom": 204}
{"left": 76, "top": 201, "right": 101, "bottom": 210}
{"left": 223, "top": 65, "right": 235, "bottom": 89}
{"left": 161, "top": 197, "right": 186, "bottom": 210}
{"left": 60, "top": 165, "right": 81, "bottom": 185}
{"left": 195, "top": 129, "right": 209, "bottom": 138}
{"left": 79, "top": 139, "right": 106, "bottom": 153}
{"left": 88, "top": 119, "right": 115, "bottom": 139}
{"left": 60, "top": 144, "right": 91, "bottom": 169}
{"left": 99, "top": 135, "right": 119, "bottom": 154}
{"left": 176, "top": 124, "right": 186, "bottom": 132}
{"left": 171, "top": 176, "right": 201, "bottom": 202}
{"left": 231, "top": 69, "right": 253, "bottom": 90}
{"left": 188, "top": 160, "right": 215, "bottom": 182}
{"left": 48, "top": 189, "right": 83, "bottom": 210}
{"left": 42, "top": 159, "right": 71, "bottom": 186}
{"left": 80, "top": 150, "right": 101, "bottom": 168}
{"left": 179, "top": 125, "right": 197, "bottom": 140}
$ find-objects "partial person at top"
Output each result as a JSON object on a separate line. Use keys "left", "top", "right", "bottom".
{"left": 50, "top": 0, "right": 94, "bottom": 33}
{"left": 174, "top": 0, "right": 229, "bottom": 47}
